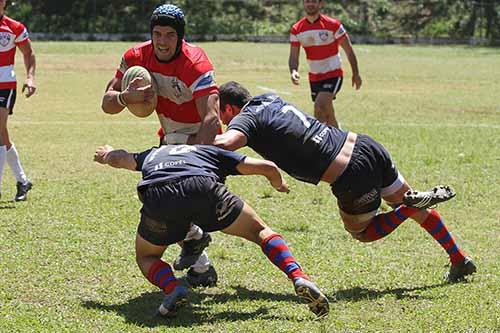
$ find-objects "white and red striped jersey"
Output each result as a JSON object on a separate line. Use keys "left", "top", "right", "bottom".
{"left": 290, "top": 14, "right": 347, "bottom": 82}
{"left": 116, "top": 40, "right": 218, "bottom": 136}
{"left": 0, "top": 15, "right": 29, "bottom": 90}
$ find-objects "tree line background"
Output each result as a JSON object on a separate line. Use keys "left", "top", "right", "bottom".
{"left": 6, "top": 0, "right": 500, "bottom": 43}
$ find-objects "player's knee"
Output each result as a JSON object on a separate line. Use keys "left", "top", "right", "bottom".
{"left": 349, "top": 230, "right": 371, "bottom": 242}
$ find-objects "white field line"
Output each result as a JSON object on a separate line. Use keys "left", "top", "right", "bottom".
{"left": 10, "top": 120, "right": 500, "bottom": 129}
{"left": 256, "top": 85, "right": 292, "bottom": 96}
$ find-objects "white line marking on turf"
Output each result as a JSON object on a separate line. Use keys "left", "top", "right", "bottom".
{"left": 256, "top": 85, "right": 292, "bottom": 96}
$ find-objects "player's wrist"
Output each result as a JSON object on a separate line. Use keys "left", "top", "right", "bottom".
{"left": 117, "top": 91, "right": 127, "bottom": 107}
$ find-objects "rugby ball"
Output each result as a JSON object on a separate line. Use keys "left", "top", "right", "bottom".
{"left": 121, "top": 66, "right": 158, "bottom": 118}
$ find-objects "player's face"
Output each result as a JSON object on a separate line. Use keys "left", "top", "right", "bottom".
{"left": 0, "top": 0, "right": 6, "bottom": 12}
{"left": 220, "top": 104, "right": 234, "bottom": 125}
{"left": 303, "top": 0, "right": 323, "bottom": 16}
{"left": 152, "top": 25, "right": 178, "bottom": 62}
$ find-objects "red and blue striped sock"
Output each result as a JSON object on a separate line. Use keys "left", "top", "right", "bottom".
{"left": 362, "top": 205, "right": 420, "bottom": 241}
{"left": 261, "top": 234, "right": 309, "bottom": 280}
{"left": 147, "top": 259, "right": 179, "bottom": 294}
{"left": 419, "top": 209, "right": 467, "bottom": 265}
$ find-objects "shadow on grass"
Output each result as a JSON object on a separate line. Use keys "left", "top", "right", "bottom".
{"left": 82, "top": 285, "right": 303, "bottom": 327}
{"left": 335, "top": 283, "right": 447, "bottom": 302}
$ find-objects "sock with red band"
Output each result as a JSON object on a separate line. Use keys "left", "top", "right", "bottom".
{"left": 419, "top": 209, "right": 467, "bottom": 265}
{"left": 261, "top": 234, "right": 308, "bottom": 281}
{"left": 147, "top": 259, "right": 179, "bottom": 294}
{"left": 362, "top": 205, "right": 421, "bottom": 241}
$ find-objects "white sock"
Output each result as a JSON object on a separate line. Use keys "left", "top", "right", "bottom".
{"left": 191, "top": 250, "right": 211, "bottom": 273}
{"left": 183, "top": 224, "right": 203, "bottom": 241}
{"left": 0, "top": 145, "right": 6, "bottom": 192}
{"left": 6, "top": 144, "right": 28, "bottom": 184}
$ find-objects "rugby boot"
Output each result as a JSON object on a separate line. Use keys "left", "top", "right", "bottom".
{"left": 403, "top": 185, "right": 456, "bottom": 209}
{"left": 186, "top": 265, "right": 218, "bottom": 287}
{"left": 156, "top": 284, "right": 188, "bottom": 317}
{"left": 173, "top": 232, "right": 212, "bottom": 270}
{"left": 444, "top": 257, "right": 477, "bottom": 283}
{"left": 15, "top": 181, "right": 32, "bottom": 202}
{"left": 293, "top": 277, "right": 329, "bottom": 317}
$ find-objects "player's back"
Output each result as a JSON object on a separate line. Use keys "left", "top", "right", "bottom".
{"left": 228, "top": 94, "right": 348, "bottom": 184}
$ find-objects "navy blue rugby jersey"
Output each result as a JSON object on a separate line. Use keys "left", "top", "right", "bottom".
{"left": 227, "top": 94, "right": 348, "bottom": 184}
{"left": 134, "top": 144, "right": 246, "bottom": 188}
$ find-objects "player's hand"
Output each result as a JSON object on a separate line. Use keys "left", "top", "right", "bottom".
{"left": 94, "top": 145, "right": 114, "bottom": 164}
{"left": 272, "top": 177, "right": 289, "bottom": 193}
{"left": 22, "top": 78, "right": 36, "bottom": 98}
{"left": 122, "top": 77, "right": 155, "bottom": 104}
{"left": 352, "top": 74, "right": 362, "bottom": 90}
{"left": 291, "top": 70, "right": 300, "bottom": 85}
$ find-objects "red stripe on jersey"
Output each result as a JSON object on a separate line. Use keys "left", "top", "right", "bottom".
{"left": 303, "top": 42, "right": 340, "bottom": 60}
{"left": 309, "top": 69, "right": 343, "bottom": 82}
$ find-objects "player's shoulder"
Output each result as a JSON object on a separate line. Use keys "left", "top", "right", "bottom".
{"left": 181, "top": 41, "right": 212, "bottom": 65}
{"left": 2, "top": 15, "right": 25, "bottom": 32}
{"left": 320, "top": 14, "right": 342, "bottom": 28}
{"left": 291, "top": 17, "right": 309, "bottom": 32}
{"left": 123, "top": 41, "right": 152, "bottom": 61}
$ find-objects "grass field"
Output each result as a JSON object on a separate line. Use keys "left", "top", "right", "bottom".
{"left": 0, "top": 42, "right": 499, "bottom": 333}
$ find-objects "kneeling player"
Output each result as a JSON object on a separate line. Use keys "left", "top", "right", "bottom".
{"left": 94, "top": 144, "right": 329, "bottom": 317}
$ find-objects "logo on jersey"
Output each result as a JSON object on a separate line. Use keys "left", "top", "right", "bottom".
{"left": 171, "top": 77, "right": 183, "bottom": 98}
{"left": 0, "top": 33, "right": 12, "bottom": 47}
{"left": 319, "top": 31, "right": 329, "bottom": 41}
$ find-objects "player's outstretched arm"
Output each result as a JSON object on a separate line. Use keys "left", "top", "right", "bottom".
{"left": 94, "top": 145, "right": 137, "bottom": 171}
{"left": 18, "top": 40, "right": 36, "bottom": 98}
{"left": 288, "top": 45, "right": 301, "bottom": 85}
{"left": 213, "top": 130, "right": 247, "bottom": 151}
{"left": 339, "top": 35, "right": 362, "bottom": 90}
{"left": 236, "top": 157, "right": 289, "bottom": 193}
{"left": 192, "top": 93, "right": 221, "bottom": 144}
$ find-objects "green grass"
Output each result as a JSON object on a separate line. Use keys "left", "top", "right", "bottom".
{"left": 1, "top": 42, "right": 499, "bottom": 332}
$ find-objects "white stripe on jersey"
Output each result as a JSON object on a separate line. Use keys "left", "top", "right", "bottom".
{"left": 307, "top": 55, "right": 342, "bottom": 74}
{"left": 294, "top": 29, "right": 335, "bottom": 47}
{"left": 151, "top": 72, "right": 193, "bottom": 105}
{"left": 0, "top": 64, "right": 16, "bottom": 83}
{"left": 189, "top": 70, "right": 216, "bottom": 94}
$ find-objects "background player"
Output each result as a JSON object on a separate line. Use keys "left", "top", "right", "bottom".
{"left": 0, "top": 0, "right": 36, "bottom": 201}
{"left": 94, "top": 143, "right": 329, "bottom": 318}
{"left": 101, "top": 4, "right": 220, "bottom": 287}
{"left": 214, "top": 81, "right": 476, "bottom": 283}
{"left": 289, "top": 0, "right": 362, "bottom": 128}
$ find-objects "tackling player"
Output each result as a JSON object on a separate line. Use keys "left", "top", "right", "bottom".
{"left": 0, "top": 0, "right": 36, "bottom": 201}
{"left": 288, "top": 0, "right": 362, "bottom": 128}
{"left": 101, "top": 4, "right": 220, "bottom": 287}
{"left": 94, "top": 143, "right": 329, "bottom": 318}
{"left": 214, "top": 81, "right": 476, "bottom": 283}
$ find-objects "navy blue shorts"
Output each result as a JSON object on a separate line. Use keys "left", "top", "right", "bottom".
{"left": 330, "top": 134, "right": 403, "bottom": 215}
{"left": 0, "top": 89, "right": 16, "bottom": 114}
{"left": 137, "top": 176, "right": 244, "bottom": 246}
{"left": 310, "top": 77, "right": 343, "bottom": 102}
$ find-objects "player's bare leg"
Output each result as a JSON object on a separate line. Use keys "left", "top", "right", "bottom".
{"left": 222, "top": 203, "right": 329, "bottom": 317}
{"left": 135, "top": 234, "right": 188, "bottom": 317}
{"left": 314, "top": 92, "right": 338, "bottom": 128}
